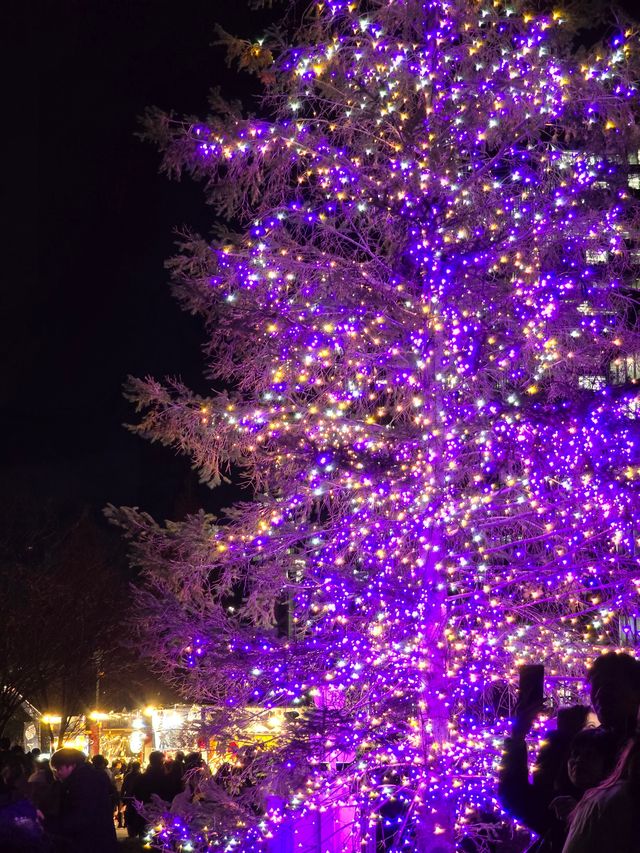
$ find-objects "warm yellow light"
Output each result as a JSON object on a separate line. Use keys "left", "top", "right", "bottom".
{"left": 89, "top": 711, "right": 109, "bottom": 722}
{"left": 41, "top": 714, "right": 62, "bottom": 725}
{"left": 143, "top": 705, "right": 156, "bottom": 717}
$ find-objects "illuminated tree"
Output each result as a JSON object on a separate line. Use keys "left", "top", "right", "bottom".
{"left": 112, "top": 1, "right": 640, "bottom": 849}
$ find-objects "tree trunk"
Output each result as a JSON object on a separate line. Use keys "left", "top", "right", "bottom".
{"left": 414, "top": 590, "right": 455, "bottom": 853}
{"left": 415, "top": 330, "right": 455, "bottom": 852}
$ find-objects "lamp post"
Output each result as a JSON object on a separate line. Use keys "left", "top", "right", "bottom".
{"left": 88, "top": 711, "right": 109, "bottom": 756}
{"left": 40, "top": 714, "right": 61, "bottom": 752}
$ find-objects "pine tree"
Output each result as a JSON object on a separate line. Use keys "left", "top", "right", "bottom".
{"left": 112, "top": 1, "right": 640, "bottom": 849}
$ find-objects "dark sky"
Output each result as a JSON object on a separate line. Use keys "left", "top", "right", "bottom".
{"left": 5, "top": 0, "right": 640, "bottom": 528}
{"left": 5, "top": 0, "right": 277, "bottom": 524}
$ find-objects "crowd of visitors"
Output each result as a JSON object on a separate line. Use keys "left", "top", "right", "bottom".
{"left": 0, "top": 740, "right": 209, "bottom": 852}
{"left": 499, "top": 651, "right": 640, "bottom": 853}
{"left": 1, "top": 650, "right": 640, "bottom": 852}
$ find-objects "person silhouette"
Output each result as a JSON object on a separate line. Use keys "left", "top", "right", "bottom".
{"left": 563, "top": 731, "right": 640, "bottom": 853}
{"left": 499, "top": 652, "right": 640, "bottom": 852}
{"left": 49, "top": 748, "right": 117, "bottom": 853}
{"left": 587, "top": 652, "right": 640, "bottom": 742}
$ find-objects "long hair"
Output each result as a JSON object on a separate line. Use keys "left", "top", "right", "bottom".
{"left": 570, "top": 735, "right": 640, "bottom": 822}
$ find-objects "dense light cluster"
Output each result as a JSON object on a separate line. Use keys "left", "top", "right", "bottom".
{"left": 114, "top": 1, "right": 640, "bottom": 849}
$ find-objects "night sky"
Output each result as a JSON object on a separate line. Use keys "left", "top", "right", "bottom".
{"left": 5, "top": 0, "right": 277, "bottom": 526}
{"left": 6, "top": 0, "right": 640, "bottom": 530}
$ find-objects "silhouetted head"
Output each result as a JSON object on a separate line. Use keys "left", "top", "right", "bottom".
{"left": 556, "top": 705, "right": 591, "bottom": 739}
{"left": 0, "top": 756, "right": 26, "bottom": 791}
{"left": 567, "top": 727, "right": 617, "bottom": 791}
{"left": 147, "top": 750, "right": 164, "bottom": 769}
{"left": 588, "top": 652, "right": 640, "bottom": 734}
{"left": 91, "top": 754, "right": 108, "bottom": 770}
{"left": 184, "top": 751, "right": 204, "bottom": 771}
{"left": 50, "top": 748, "right": 86, "bottom": 781}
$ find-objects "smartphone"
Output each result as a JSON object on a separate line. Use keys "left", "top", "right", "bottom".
{"left": 518, "top": 664, "right": 544, "bottom": 707}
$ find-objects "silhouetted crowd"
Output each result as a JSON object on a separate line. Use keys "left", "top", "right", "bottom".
{"left": 2, "top": 651, "right": 640, "bottom": 852}
{"left": 0, "top": 741, "right": 208, "bottom": 853}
